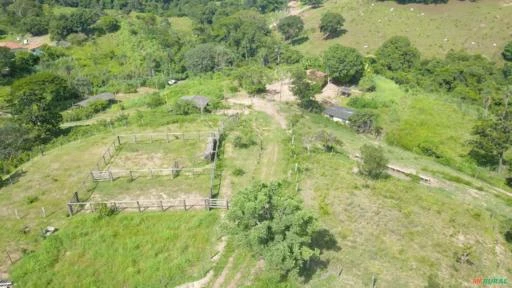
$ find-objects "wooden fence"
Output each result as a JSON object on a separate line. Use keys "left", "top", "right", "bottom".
{"left": 117, "top": 131, "right": 220, "bottom": 145}
{"left": 67, "top": 198, "right": 229, "bottom": 215}
{"left": 90, "top": 167, "right": 211, "bottom": 181}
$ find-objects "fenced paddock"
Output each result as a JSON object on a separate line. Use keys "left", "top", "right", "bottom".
{"left": 67, "top": 129, "right": 223, "bottom": 216}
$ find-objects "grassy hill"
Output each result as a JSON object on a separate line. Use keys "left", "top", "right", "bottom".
{"left": 296, "top": 0, "right": 512, "bottom": 61}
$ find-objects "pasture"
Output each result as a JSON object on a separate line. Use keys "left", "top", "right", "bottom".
{"left": 296, "top": 0, "right": 512, "bottom": 61}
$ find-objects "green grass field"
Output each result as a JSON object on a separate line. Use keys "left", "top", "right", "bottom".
{"left": 296, "top": 0, "right": 512, "bottom": 61}
{"left": 10, "top": 212, "right": 221, "bottom": 288}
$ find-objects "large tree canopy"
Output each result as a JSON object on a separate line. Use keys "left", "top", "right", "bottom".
{"left": 277, "top": 15, "right": 304, "bottom": 41}
{"left": 319, "top": 12, "right": 345, "bottom": 39}
{"left": 227, "top": 182, "right": 320, "bottom": 276}
{"left": 7, "top": 72, "right": 79, "bottom": 140}
{"left": 323, "top": 44, "right": 364, "bottom": 84}
{"left": 184, "top": 43, "right": 234, "bottom": 74}
{"left": 375, "top": 36, "right": 420, "bottom": 73}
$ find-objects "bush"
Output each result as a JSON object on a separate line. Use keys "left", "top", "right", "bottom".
{"left": 232, "top": 168, "right": 246, "bottom": 176}
{"left": 503, "top": 41, "right": 512, "bottom": 62}
{"left": 62, "top": 100, "right": 110, "bottom": 122}
{"left": 359, "top": 144, "right": 388, "bottom": 179}
{"left": 172, "top": 100, "right": 199, "bottom": 115}
{"left": 358, "top": 74, "right": 376, "bottom": 92}
{"left": 24, "top": 195, "right": 39, "bottom": 204}
{"left": 146, "top": 93, "right": 165, "bottom": 108}
{"left": 96, "top": 203, "right": 119, "bottom": 217}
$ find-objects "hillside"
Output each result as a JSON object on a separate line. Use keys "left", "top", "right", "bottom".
{"left": 296, "top": 0, "right": 512, "bottom": 61}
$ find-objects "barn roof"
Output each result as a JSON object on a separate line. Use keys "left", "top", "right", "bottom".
{"left": 74, "top": 93, "right": 116, "bottom": 107}
{"left": 323, "top": 106, "right": 354, "bottom": 121}
{"left": 180, "top": 95, "right": 209, "bottom": 109}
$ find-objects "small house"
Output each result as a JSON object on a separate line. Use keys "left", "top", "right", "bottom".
{"left": 323, "top": 106, "right": 354, "bottom": 124}
{"left": 180, "top": 95, "right": 209, "bottom": 113}
{"left": 74, "top": 93, "right": 116, "bottom": 108}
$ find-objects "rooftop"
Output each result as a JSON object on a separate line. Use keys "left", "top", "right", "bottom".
{"left": 323, "top": 105, "right": 355, "bottom": 121}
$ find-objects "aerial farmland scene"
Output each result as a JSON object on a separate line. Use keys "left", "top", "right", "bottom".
{"left": 0, "top": 0, "right": 511, "bottom": 286}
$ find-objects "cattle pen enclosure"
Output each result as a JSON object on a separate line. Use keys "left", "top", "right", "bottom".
{"left": 67, "top": 130, "right": 227, "bottom": 215}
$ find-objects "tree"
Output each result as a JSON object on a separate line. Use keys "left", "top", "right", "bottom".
{"left": 319, "top": 12, "right": 344, "bottom": 39}
{"left": 235, "top": 66, "right": 268, "bottom": 95}
{"left": 93, "top": 15, "right": 120, "bottom": 35}
{"left": 0, "top": 47, "right": 15, "bottom": 80}
{"left": 290, "top": 69, "right": 321, "bottom": 111}
{"left": 7, "top": 72, "right": 79, "bottom": 140}
{"left": 503, "top": 41, "right": 512, "bottom": 62}
{"left": 375, "top": 36, "right": 420, "bottom": 73}
{"left": 20, "top": 16, "right": 49, "bottom": 36}
{"left": 349, "top": 110, "right": 381, "bottom": 136}
{"left": 226, "top": 182, "right": 319, "bottom": 276}
{"left": 359, "top": 144, "right": 388, "bottom": 179}
{"left": 469, "top": 108, "right": 512, "bottom": 172}
{"left": 277, "top": 15, "right": 304, "bottom": 41}
{"left": 184, "top": 43, "right": 234, "bottom": 74}
{"left": 323, "top": 44, "right": 364, "bottom": 84}
{"left": 0, "top": 121, "right": 33, "bottom": 163}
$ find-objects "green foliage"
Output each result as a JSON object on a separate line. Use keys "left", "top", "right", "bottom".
{"left": 323, "top": 44, "right": 364, "bottom": 84}
{"left": 66, "top": 33, "right": 88, "bottom": 45}
{"left": 212, "top": 10, "right": 271, "bottom": 60}
{"left": 0, "top": 121, "right": 33, "bottom": 163}
{"left": 232, "top": 167, "right": 246, "bottom": 176}
{"left": 349, "top": 110, "right": 381, "bottom": 136}
{"left": 235, "top": 66, "right": 268, "bottom": 95}
{"left": 62, "top": 100, "right": 110, "bottom": 122}
{"left": 172, "top": 100, "right": 199, "bottom": 115}
{"left": 375, "top": 36, "right": 420, "bottom": 74}
{"left": 319, "top": 12, "right": 345, "bottom": 39}
{"left": 304, "top": 130, "right": 343, "bottom": 153}
{"left": 96, "top": 203, "right": 119, "bottom": 217}
{"left": 233, "top": 120, "right": 257, "bottom": 149}
{"left": 184, "top": 43, "right": 234, "bottom": 74}
{"left": 93, "top": 16, "right": 120, "bottom": 35}
{"left": 359, "top": 144, "right": 388, "bottom": 179}
{"left": 468, "top": 108, "right": 512, "bottom": 171}
{"left": 24, "top": 195, "right": 39, "bottom": 204}
{"left": 291, "top": 69, "right": 321, "bottom": 111}
{"left": 145, "top": 93, "right": 165, "bottom": 108}
{"left": 8, "top": 72, "right": 79, "bottom": 140}
{"left": 301, "top": 0, "right": 324, "bottom": 8}
{"left": 277, "top": 16, "right": 304, "bottom": 41}
{"left": 49, "top": 8, "right": 100, "bottom": 41}
{"left": 358, "top": 74, "right": 376, "bottom": 92}
{"left": 503, "top": 41, "right": 512, "bottom": 62}
{"left": 20, "top": 16, "right": 49, "bottom": 36}
{"left": 0, "top": 47, "right": 15, "bottom": 83}
{"left": 227, "top": 182, "right": 320, "bottom": 277}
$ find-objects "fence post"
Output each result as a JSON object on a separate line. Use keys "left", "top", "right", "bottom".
{"left": 14, "top": 209, "right": 20, "bottom": 219}
{"left": 137, "top": 201, "right": 141, "bottom": 213}
{"left": 205, "top": 199, "right": 210, "bottom": 211}
{"left": 129, "top": 170, "right": 133, "bottom": 181}
{"left": 160, "top": 200, "right": 164, "bottom": 211}
{"left": 41, "top": 207, "right": 46, "bottom": 218}
{"left": 166, "top": 133, "right": 170, "bottom": 143}
{"left": 117, "top": 135, "right": 121, "bottom": 145}
{"left": 183, "top": 199, "right": 187, "bottom": 210}
{"left": 109, "top": 171, "right": 113, "bottom": 182}
{"left": 67, "top": 204, "right": 74, "bottom": 216}
{"left": 74, "top": 191, "right": 80, "bottom": 202}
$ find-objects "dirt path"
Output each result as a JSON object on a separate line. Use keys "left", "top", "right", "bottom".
{"left": 175, "top": 237, "right": 227, "bottom": 288}
{"left": 227, "top": 97, "right": 288, "bottom": 129}
{"left": 212, "top": 256, "right": 234, "bottom": 288}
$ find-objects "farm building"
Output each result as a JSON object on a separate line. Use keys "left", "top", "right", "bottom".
{"left": 323, "top": 106, "right": 355, "bottom": 124}
{"left": 180, "top": 95, "right": 210, "bottom": 113}
{"left": 74, "top": 93, "right": 116, "bottom": 108}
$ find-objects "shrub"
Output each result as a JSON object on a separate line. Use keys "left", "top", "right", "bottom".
{"left": 66, "top": 33, "right": 88, "bottom": 45}
{"left": 359, "top": 144, "right": 388, "bottom": 179}
{"left": 96, "top": 203, "right": 119, "bottom": 217}
{"left": 232, "top": 168, "right": 246, "bottom": 176}
{"left": 146, "top": 93, "right": 165, "bottom": 108}
{"left": 172, "top": 100, "right": 199, "bottom": 115}
{"left": 24, "top": 195, "right": 39, "bottom": 204}
{"left": 62, "top": 100, "right": 110, "bottom": 122}
{"left": 358, "top": 74, "right": 376, "bottom": 92}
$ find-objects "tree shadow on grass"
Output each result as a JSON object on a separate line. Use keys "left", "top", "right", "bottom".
{"left": 300, "top": 228, "right": 341, "bottom": 282}
{"left": 1, "top": 169, "right": 27, "bottom": 188}
{"left": 323, "top": 29, "right": 348, "bottom": 40}
{"left": 291, "top": 36, "right": 309, "bottom": 46}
